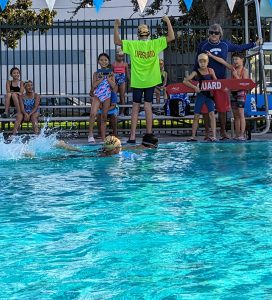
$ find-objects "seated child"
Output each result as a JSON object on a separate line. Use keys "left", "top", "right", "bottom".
{"left": 2, "top": 67, "right": 24, "bottom": 118}
{"left": 9, "top": 80, "right": 40, "bottom": 140}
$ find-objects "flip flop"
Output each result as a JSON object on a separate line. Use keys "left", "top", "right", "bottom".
{"left": 209, "top": 137, "right": 217, "bottom": 142}
{"left": 219, "top": 136, "right": 230, "bottom": 141}
{"left": 186, "top": 137, "right": 197, "bottom": 142}
{"left": 127, "top": 139, "right": 136, "bottom": 144}
{"left": 88, "top": 136, "right": 96, "bottom": 144}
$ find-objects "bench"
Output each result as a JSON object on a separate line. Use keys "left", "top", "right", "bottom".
{"left": 0, "top": 103, "right": 195, "bottom": 136}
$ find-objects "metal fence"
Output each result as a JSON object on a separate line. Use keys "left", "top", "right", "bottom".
{"left": 0, "top": 17, "right": 265, "bottom": 101}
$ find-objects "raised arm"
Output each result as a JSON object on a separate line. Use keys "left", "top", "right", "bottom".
{"left": 114, "top": 19, "right": 122, "bottom": 46}
{"left": 162, "top": 16, "right": 175, "bottom": 43}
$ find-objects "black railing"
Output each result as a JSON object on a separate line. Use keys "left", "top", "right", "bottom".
{"left": 0, "top": 18, "right": 264, "bottom": 101}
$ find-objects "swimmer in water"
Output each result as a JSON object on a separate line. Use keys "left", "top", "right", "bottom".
{"left": 99, "top": 135, "right": 122, "bottom": 157}
{"left": 22, "top": 139, "right": 81, "bottom": 158}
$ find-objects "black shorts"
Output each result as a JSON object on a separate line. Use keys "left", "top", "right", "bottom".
{"left": 132, "top": 87, "right": 155, "bottom": 103}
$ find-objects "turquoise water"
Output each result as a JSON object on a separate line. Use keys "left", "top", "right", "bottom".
{"left": 1, "top": 139, "right": 272, "bottom": 299}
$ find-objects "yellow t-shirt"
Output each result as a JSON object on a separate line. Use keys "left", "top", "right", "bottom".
{"left": 122, "top": 37, "right": 167, "bottom": 88}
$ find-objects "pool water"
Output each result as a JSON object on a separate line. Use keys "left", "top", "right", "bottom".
{"left": 0, "top": 138, "right": 272, "bottom": 299}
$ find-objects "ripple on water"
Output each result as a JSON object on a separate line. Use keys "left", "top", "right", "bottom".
{"left": 0, "top": 141, "right": 272, "bottom": 298}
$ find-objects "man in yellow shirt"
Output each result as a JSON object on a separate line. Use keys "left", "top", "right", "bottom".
{"left": 114, "top": 17, "right": 175, "bottom": 143}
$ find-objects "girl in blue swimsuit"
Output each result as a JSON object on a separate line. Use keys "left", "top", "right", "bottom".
{"left": 10, "top": 80, "right": 40, "bottom": 139}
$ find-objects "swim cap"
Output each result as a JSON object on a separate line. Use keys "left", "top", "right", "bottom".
{"left": 138, "top": 24, "right": 150, "bottom": 37}
{"left": 103, "top": 135, "right": 121, "bottom": 150}
{"left": 142, "top": 134, "right": 158, "bottom": 148}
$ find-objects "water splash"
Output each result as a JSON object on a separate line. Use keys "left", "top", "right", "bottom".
{"left": 0, "top": 120, "right": 59, "bottom": 160}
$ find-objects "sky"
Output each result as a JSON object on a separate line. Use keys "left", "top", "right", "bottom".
{"left": 31, "top": 0, "right": 181, "bottom": 20}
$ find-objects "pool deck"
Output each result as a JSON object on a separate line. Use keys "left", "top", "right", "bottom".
{"left": 69, "top": 132, "right": 272, "bottom": 145}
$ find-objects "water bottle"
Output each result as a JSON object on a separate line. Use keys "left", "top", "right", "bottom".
{"left": 166, "top": 100, "right": 170, "bottom": 116}
{"left": 178, "top": 99, "right": 185, "bottom": 117}
{"left": 250, "top": 97, "right": 257, "bottom": 112}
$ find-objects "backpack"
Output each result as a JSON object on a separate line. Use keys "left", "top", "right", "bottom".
{"left": 164, "top": 93, "right": 190, "bottom": 117}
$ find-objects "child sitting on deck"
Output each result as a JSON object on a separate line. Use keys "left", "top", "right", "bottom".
{"left": 2, "top": 67, "right": 24, "bottom": 118}
{"left": 8, "top": 80, "right": 40, "bottom": 141}
{"left": 183, "top": 53, "right": 217, "bottom": 142}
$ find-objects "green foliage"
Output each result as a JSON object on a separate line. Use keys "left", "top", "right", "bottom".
{"left": 0, "top": 0, "right": 56, "bottom": 48}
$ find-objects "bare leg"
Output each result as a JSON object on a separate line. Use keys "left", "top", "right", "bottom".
{"left": 144, "top": 101, "right": 153, "bottom": 134}
{"left": 101, "top": 99, "right": 111, "bottom": 140}
{"left": 209, "top": 111, "right": 216, "bottom": 139}
{"left": 155, "top": 87, "right": 160, "bottom": 104}
{"left": 11, "top": 94, "right": 21, "bottom": 113}
{"left": 4, "top": 93, "right": 11, "bottom": 115}
{"left": 219, "top": 112, "right": 229, "bottom": 138}
{"left": 202, "top": 113, "right": 210, "bottom": 139}
{"left": 30, "top": 112, "right": 40, "bottom": 134}
{"left": 12, "top": 112, "right": 23, "bottom": 135}
{"left": 233, "top": 109, "right": 240, "bottom": 138}
{"left": 109, "top": 115, "right": 118, "bottom": 136}
{"left": 238, "top": 107, "right": 246, "bottom": 137}
{"left": 119, "top": 83, "right": 126, "bottom": 115}
{"left": 88, "top": 97, "right": 100, "bottom": 138}
{"left": 129, "top": 102, "right": 140, "bottom": 141}
{"left": 191, "top": 114, "right": 201, "bottom": 138}
{"left": 96, "top": 114, "right": 102, "bottom": 137}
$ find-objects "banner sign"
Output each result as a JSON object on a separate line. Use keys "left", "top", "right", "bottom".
{"left": 166, "top": 79, "right": 256, "bottom": 94}
{"left": 0, "top": 0, "right": 8, "bottom": 11}
{"left": 45, "top": 0, "right": 56, "bottom": 12}
{"left": 137, "top": 0, "right": 148, "bottom": 13}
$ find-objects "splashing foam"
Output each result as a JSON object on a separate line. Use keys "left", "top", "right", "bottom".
{"left": 0, "top": 121, "right": 59, "bottom": 160}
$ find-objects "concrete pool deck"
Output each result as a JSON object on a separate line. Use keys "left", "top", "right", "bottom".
{"left": 68, "top": 132, "right": 272, "bottom": 145}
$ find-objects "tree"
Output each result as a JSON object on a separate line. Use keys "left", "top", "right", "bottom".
{"left": 0, "top": 0, "right": 56, "bottom": 48}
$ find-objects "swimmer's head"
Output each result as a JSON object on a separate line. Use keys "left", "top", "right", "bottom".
{"left": 103, "top": 135, "right": 122, "bottom": 154}
{"left": 142, "top": 134, "right": 158, "bottom": 148}
{"left": 137, "top": 24, "right": 150, "bottom": 38}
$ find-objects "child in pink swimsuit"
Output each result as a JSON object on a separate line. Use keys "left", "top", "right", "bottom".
{"left": 112, "top": 48, "right": 130, "bottom": 116}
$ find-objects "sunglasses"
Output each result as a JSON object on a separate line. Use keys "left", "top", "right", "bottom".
{"left": 209, "top": 31, "right": 220, "bottom": 35}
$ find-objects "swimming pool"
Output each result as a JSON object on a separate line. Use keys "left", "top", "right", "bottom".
{"left": 0, "top": 139, "right": 272, "bottom": 299}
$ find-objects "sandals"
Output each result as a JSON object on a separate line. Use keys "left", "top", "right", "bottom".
{"left": 88, "top": 136, "right": 96, "bottom": 144}
{"left": 219, "top": 136, "right": 230, "bottom": 141}
{"left": 127, "top": 139, "right": 136, "bottom": 144}
{"left": 186, "top": 137, "right": 197, "bottom": 142}
{"left": 209, "top": 137, "right": 217, "bottom": 142}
